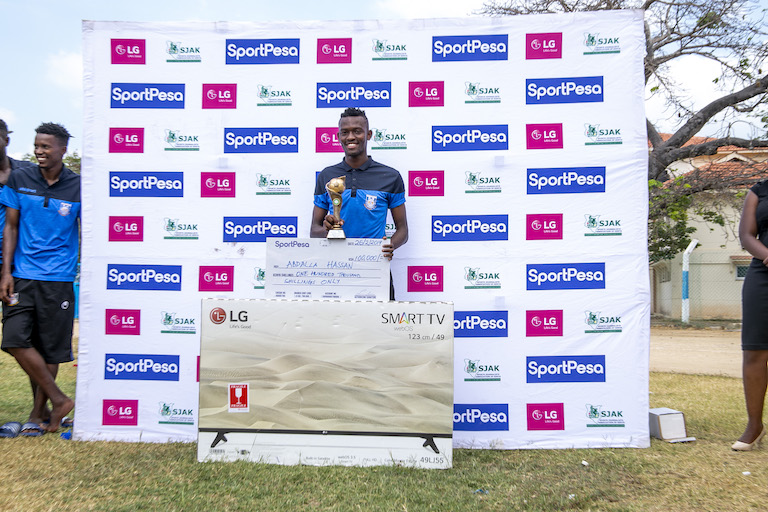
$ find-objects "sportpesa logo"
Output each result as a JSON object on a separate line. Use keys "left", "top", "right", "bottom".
{"left": 224, "top": 128, "right": 298, "bottom": 153}
{"left": 527, "top": 263, "right": 606, "bottom": 290}
{"left": 109, "top": 172, "right": 183, "bottom": 198}
{"left": 432, "top": 125, "right": 508, "bottom": 151}
{"left": 223, "top": 217, "right": 298, "bottom": 242}
{"left": 526, "top": 76, "right": 604, "bottom": 104}
{"left": 104, "top": 354, "right": 180, "bottom": 381}
{"left": 316, "top": 82, "right": 391, "bottom": 108}
{"left": 432, "top": 35, "right": 508, "bottom": 62}
{"left": 527, "top": 355, "right": 606, "bottom": 383}
{"left": 527, "top": 167, "right": 606, "bottom": 194}
{"left": 225, "top": 38, "right": 300, "bottom": 64}
{"left": 432, "top": 215, "right": 508, "bottom": 241}
{"left": 454, "top": 311, "right": 508, "bottom": 338}
{"left": 111, "top": 83, "right": 185, "bottom": 109}
{"left": 107, "top": 264, "right": 182, "bottom": 291}
{"left": 454, "top": 404, "right": 509, "bottom": 431}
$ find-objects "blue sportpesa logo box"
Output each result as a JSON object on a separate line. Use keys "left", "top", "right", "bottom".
{"left": 432, "top": 125, "right": 508, "bottom": 151}
{"left": 223, "top": 217, "right": 298, "bottom": 242}
{"left": 526, "top": 355, "right": 606, "bottom": 383}
{"left": 223, "top": 128, "right": 299, "bottom": 153}
{"left": 316, "top": 82, "right": 392, "bottom": 108}
{"left": 111, "top": 83, "right": 185, "bottom": 109}
{"left": 526, "top": 76, "right": 604, "bottom": 104}
{"left": 454, "top": 404, "right": 509, "bottom": 431}
{"left": 454, "top": 311, "right": 509, "bottom": 338}
{"left": 225, "top": 39, "right": 300, "bottom": 64}
{"left": 432, "top": 35, "right": 508, "bottom": 62}
{"left": 432, "top": 215, "right": 508, "bottom": 241}
{"left": 105, "top": 354, "right": 180, "bottom": 381}
{"left": 527, "top": 263, "right": 605, "bottom": 290}
{"left": 107, "top": 264, "right": 182, "bottom": 291}
{"left": 527, "top": 167, "right": 606, "bottom": 194}
{"left": 109, "top": 172, "right": 184, "bottom": 197}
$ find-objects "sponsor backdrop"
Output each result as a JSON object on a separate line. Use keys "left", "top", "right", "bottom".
{"left": 78, "top": 11, "right": 650, "bottom": 448}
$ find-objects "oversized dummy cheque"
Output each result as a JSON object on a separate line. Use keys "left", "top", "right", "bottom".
{"left": 325, "top": 176, "right": 346, "bottom": 239}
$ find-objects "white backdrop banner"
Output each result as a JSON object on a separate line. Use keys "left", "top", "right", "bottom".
{"left": 77, "top": 11, "right": 650, "bottom": 448}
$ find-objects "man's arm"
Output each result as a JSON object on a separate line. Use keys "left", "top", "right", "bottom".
{"left": 382, "top": 204, "right": 408, "bottom": 260}
{"left": 0, "top": 207, "right": 19, "bottom": 302}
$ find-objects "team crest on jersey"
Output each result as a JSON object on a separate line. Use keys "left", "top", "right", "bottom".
{"left": 364, "top": 194, "right": 377, "bottom": 210}
{"left": 58, "top": 202, "right": 73, "bottom": 216}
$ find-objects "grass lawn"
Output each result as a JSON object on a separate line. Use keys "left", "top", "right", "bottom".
{"left": 0, "top": 340, "right": 765, "bottom": 511}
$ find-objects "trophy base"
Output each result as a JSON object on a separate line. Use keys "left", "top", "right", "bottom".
{"left": 327, "top": 229, "right": 346, "bottom": 239}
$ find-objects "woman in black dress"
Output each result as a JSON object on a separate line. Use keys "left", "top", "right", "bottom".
{"left": 735, "top": 181, "right": 768, "bottom": 450}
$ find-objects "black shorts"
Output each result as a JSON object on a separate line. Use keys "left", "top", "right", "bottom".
{"left": 1, "top": 278, "right": 75, "bottom": 364}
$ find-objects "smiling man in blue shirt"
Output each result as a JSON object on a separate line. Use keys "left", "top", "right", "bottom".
{"left": 311, "top": 108, "right": 409, "bottom": 299}
{"left": 0, "top": 122, "right": 80, "bottom": 433}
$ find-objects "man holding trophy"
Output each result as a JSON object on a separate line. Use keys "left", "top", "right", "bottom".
{"left": 311, "top": 108, "right": 409, "bottom": 299}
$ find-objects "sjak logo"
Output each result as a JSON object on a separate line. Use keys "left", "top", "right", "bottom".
{"left": 583, "top": 33, "right": 621, "bottom": 55}
{"left": 464, "top": 266, "right": 501, "bottom": 289}
{"left": 253, "top": 267, "right": 266, "bottom": 289}
{"left": 464, "top": 358, "right": 501, "bottom": 382}
{"left": 166, "top": 40, "right": 201, "bottom": 62}
{"left": 158, "top": 402, "right": 194, "bottom": 425}
{"left": 164, "top": 129, "right": 200, "bottom": 151}
{"left": 584, "top": 214, "right": 622, "bottom": 236}
{"left": 584, "top": 123, "right": 623, "bottom": 145}
{"left": 257, "top": 84, "right": 292, "bottom": 106}
{"left": 584, "top": 311, "right": 623, "bottom": 333}
{"left": 464, "top": 81, "right": 501, "bottom": 104}
{"left": 160, "top": 312, "right": 196, "bottom": 334}
{"left": 163, "top": 218, "right": 198, "bottom": 240}
{"left": 585, "top": 404, "right": 625, "bottom": 427}
{"left": 371, "top": 127, "right": 407, "bottom": 150}
{"left": 256, "top": 173, "right": 291, "bottom": 195}
{"left": 372, "top": 39, "right": 407, "bottom": 60}
{"left": 465, "top": 171, "right": 501, "bottom": 193}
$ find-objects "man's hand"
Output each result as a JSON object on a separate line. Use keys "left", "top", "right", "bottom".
{"left": 0, "top": 273, "right": 14, "bottom": 304}
{"left": 323, "top": 214, "right": 344, "bottom": 231}
{"left": 382, "top": 237, "right": 394, "bottom": 260}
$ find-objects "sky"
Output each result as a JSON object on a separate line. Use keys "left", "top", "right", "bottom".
{"left": 0, "top": 0, "right": 762, "bottom": 157}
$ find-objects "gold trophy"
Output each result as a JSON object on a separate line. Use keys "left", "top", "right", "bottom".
{"left": 325, "top": 176, "right": 346, "bottom": 239}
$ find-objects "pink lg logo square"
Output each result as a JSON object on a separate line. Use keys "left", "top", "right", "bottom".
{"left": 527, "top": 403, "right": 565, "bottom": 430}
{"left": 199, "top": 266, "right": 234, "bottom": 292}
{"left": 103, "top": 399, "right": 139, "bottom": 426}
{"left": 202, "top": 84, "right": 237, "bottom": 109}
{"left": 317, "top": 38, "right": 352, "bottom": 63}
{"left": 408, "top": 266, "right": 443, "bottom": 292}
{"left": 109, "top": 216, "right": 143, "bottom": 242}
{"left": 409, "top": 81, "right": 444, "bottom": 107}
{"left": 526, "top": 214, "right": 563, "bottom": 240}
{"left": 527, "top": 123, "right": 563, "bottom": 149}
{"left": 526, "top": 33, "right": 562, "bottom": 59}
{"left": 526, "top": 310, "right": 563, "bottom": 337}
{"left": 409, "top": 171, "right": 444, "bottom": 197}
{"left": 316, "top": 127, "right": 343, "bottom": 153}
{"left": 201, "top": 172, "right": 236, "bottom": 198}
{"left": 105, "top": 309, "right": 141, "bottom": 336}
{"left": 109, "top": 128, "right": 144, "bottom": 153}
{"left": 111, "top": 39, "right": 145, "bottom": 64}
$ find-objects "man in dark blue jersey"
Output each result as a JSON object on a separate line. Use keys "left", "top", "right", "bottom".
{"left": 311, "top": 108, "right": 409, "bottom": 299}
{"left": 0, "top": 123, "right": 80, "bottom": 433}
{"left": 0, "top": 120, "right": 35, "bottom": 265}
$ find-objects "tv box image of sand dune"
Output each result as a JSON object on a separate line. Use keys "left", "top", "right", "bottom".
{"left": 199, "top": 299, "right": 454, "bottom": 438}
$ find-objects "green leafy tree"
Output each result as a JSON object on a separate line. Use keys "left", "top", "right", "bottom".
{"left": 481, "top": 0, "right": 768, "bottom": 261}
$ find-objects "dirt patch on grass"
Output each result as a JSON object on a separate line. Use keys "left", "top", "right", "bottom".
{"left": 651, "top": 326, "right": 741, "bottom": 378}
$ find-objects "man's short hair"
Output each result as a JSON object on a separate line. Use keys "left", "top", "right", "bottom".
{"left": 35, "top": 122, "right": 72, "bottom": 146}
{"left": 339, "top": 107, "right": 368, "bottom": 126}
{"left": 0, "top": 119, "right": 10, "bottom": 135}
